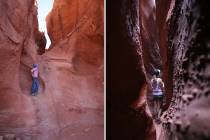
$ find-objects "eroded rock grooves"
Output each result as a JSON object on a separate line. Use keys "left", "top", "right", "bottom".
{"left": 0, "top": 0, "right": 103, "bottom": 140}
{"left": 108, "top": 0, "right": 210, "bottom": 140}
{"left": 161, "top": 0, "right": 210, "bottom": 139}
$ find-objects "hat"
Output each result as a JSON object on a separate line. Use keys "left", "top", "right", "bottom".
{"left": 154, "top": 69, "right": 160, "bottom": 76}
{"left": 32, "top": 64, "right": 38, "bottom": 68}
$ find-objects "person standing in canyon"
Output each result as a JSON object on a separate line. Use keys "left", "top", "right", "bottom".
{"left": 31, "top": 64, "right": 39, "bottom": 96}
{"left": 151, "top": 69, "right": 165, "bottom": 123}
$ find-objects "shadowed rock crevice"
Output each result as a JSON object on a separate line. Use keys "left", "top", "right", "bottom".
{"left": 34, "top": 31, "right": 46, "bottom": 55}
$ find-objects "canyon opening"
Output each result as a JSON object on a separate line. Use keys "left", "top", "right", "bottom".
{"left": 36, "top": 0, "right": 54, "bottom": 49}
{"left": 0, "top": 0, "right": 104, "bottom": 140}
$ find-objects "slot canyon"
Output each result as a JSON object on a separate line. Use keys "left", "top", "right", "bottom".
{"left": 107, "top": 0, "right": 210, "bottom": 140}
{"left": 0, "top": 0, "right": 104, "bottom": 140}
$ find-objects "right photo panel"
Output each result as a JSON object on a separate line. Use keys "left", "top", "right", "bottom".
{"left": 107, "top": 0, "right": 210, "bottom": 140}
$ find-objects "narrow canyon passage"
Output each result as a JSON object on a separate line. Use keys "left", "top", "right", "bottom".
{"left": 0, "top": 0, "right": 103, "bottom": 140}
{"left": 108, "top": 0, "right": 210, "bottom": 140}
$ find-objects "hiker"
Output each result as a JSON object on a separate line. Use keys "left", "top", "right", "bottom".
{"left": 151, "top": 69, "right": 165, "bottom": 122}
{"left": 31, "top": 64, "right": 39, "bottom": 96}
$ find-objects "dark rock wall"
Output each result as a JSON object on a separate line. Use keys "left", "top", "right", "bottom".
{"left": 107, "top": 0, "right": 155, "bottom": 139}
{"left": 161, "top": 0, "right": 210, "bottom": 139}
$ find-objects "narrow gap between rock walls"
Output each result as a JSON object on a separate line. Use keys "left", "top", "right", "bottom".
{"left": 36, "top": 0, "right": 54, "bottom": 50}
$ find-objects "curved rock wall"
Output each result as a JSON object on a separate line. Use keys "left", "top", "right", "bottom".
{"left": 46, "top": 0, "right": 104, "bottom": 47}
{"left": 40, "top": 0, "right": 104, "bottom": 139}
{"left": 138, "top": 0, "right": 210, "bottom": 139}
{"left": 107, "top": 0, "right": 155, "bottom": 139}
{"left": 160, "top": 0, "right": 210, "bottom": 139}
{"left": 0, "top": 0, "right": 37, "bottom": 132}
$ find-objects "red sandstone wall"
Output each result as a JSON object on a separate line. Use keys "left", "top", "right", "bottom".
{"left": 0, "top": 0, "right": 104, "bottom": 139}
{"left": 0, "top": 0, "right": 37, "bottom": 131}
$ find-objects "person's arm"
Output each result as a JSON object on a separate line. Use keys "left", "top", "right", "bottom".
{"left": 162, "top": 81, "right": 165, "bottom": 91}
{"left": 150, "top": 79, "right": 154, "bottom": 89}
{"left": 31, "top": 68, "right": 36, "bottom": 73}
{"left": 161, "top": 80, "right": 166, "bottom": 105}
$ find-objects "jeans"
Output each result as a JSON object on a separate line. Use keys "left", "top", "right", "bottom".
{"left": 31, "top": 77, "right": 39, "bottom": 94}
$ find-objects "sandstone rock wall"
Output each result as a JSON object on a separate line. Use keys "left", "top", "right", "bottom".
{"left": 39, "top": 0, "right": 104, "bottom": 139}
{"left": 0, "top": 0, "right": 37, "bottom": 131}
{"left": 138, "top": 0, "right": 210, "bottom": 139}
{"left": 0, "top": 0, "right": 104, "bottom": 139}
{"left": 45, "top": 0, "right": 104, "bottom": 108}
{"left": 107, "top": 0, "right": 155, "bottom": 139}
{"left": 160, "top": 0, "right": 210, "bottom": 139}
{"left": 46, "top": 0, "right": 104, "bottom": 47}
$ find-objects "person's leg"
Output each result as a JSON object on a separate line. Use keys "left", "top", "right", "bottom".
{"left": 31, "top": 78, "right": 36, "bottom": 95}
{"left": 34, "top": 78, "right": 39, "bottom": 95}
{"left": 157, "top": 99, "right": 161, "bottom": 118}
{"left": 154, "top": 99, "right": 161, "bottom": 123}
{"left": 154, "top": 99, "right": 158, "bottom": 118}
{"left": 36, "top": 78, "right": 39, "bottom": 94}
{"left": 158, "top": 95, "right": 164, "bottom": 118}
{"left": 152, "top": 96, "right": 156, "bottom": 118}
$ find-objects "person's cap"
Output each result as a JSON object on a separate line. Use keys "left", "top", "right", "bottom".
{"left": 154, "top": 69, "right": 160, "bottom": 76}
{"left": 32, "top": 64, "right": 38, "bottom": 68}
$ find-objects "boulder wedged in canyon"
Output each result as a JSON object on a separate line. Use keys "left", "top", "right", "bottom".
{"left": 0, "top": 0, "right": 103, "bottom": 140}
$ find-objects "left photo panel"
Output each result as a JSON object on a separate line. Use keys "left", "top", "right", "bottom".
{"left": 0, "top": 0, "right": 104, "bottom": 140}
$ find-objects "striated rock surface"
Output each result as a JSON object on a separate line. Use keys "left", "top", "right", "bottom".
{"left": 0, "top": 0, "right": 103, "bottom": 139}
